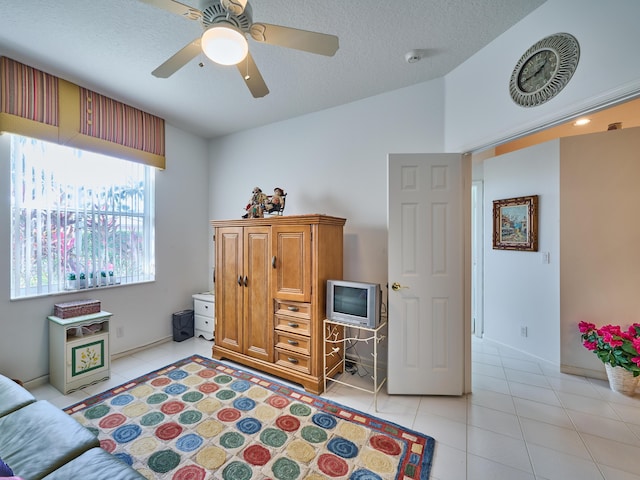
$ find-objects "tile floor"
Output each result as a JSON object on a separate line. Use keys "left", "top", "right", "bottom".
{"left": 30, "top": 336, "right": 640, "bottom": 480}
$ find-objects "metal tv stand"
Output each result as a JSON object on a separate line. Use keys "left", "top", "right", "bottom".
{"left": 323, "top": 317, "right": 388, "bottom": 411}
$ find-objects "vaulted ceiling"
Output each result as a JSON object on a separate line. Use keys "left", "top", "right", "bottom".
{"left": 0, "top": 0, "right": 545, "bottom": 139}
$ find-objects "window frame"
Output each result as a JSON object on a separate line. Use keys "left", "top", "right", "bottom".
{"left": 8, "top": 133, "right": 156, "bottom": 300}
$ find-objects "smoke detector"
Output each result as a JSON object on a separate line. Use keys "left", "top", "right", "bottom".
{"left": 404, "top": 49, "right": 427, "bottom": 63}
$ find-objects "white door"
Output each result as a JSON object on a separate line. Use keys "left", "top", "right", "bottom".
{"left": 387, "top": 153, "right": 467, "bottom": 395}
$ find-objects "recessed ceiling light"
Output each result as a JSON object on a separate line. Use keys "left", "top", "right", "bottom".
{"left": 574, "top": 118, "right": 591, "bottom": 126}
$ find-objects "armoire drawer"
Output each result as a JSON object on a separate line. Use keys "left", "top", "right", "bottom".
{"left": 275, "top": 331, "right": 310, "bottom": 356}
{"left": 274, "top": 300, "right": 311, "bottom": 319}
{"left": 274, "top": 315, "right": 311, "bottom": 336}
{"left": 274, "top": 348, "right": 310, "bottom": 374}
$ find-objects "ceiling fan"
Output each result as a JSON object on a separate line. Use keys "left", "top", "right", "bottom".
{"left": 140, "top": 0, "right": 339, "bottom": 98}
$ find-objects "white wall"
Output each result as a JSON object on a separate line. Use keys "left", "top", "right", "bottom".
{"left": 482, "top": 141, "right": 561, "bottom": 364}
{"left": 0, "top": 124, "right": 211, "bottom": 382}
{"left": 560, "top": 127, "right": 640, "bottom": 378}
{"left": 5, "top": 0, "right": 640, "bottom": 384}
{"left": 207, "top": 79, "right": 446, "bottom": 287}
{"left": 206, "top": 0, "right": 640, "bottom": 374}
{"left": 445, "top": 0, "right": 640, "bottom": 152}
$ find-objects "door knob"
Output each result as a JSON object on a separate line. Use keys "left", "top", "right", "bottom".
{"left": 391, "top": 282, "right": 409, "bottom": 291}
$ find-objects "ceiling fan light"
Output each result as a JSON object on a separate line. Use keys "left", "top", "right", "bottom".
{"left": 201, "top": 24, "right": 248, "bottom": 66}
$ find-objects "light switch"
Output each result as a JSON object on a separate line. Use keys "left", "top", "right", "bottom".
{"left": 541, "top": 252, "right": 550, "bottom": 264}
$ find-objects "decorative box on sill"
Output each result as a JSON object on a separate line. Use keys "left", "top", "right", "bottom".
{"left": 53, "top": 299, "right": 101, "bottom": 319}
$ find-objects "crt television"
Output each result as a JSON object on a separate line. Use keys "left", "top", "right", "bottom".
{"left": 326, "top": 279, "right": 381, "bottom": 328}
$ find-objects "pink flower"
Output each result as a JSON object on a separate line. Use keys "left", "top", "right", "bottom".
{"left": 606, "top": 337, "right": 623, "bottom": 348}
{"left": 620, "top": 331, "right": 633, "bottom": 341}
{"left": 578, "top": 321, "right": 640, "bottom": 375}
{"left": 599, "top": 324, "right": 623, "bottom": 337}
{"left": 601, "top": 331, "right": 615, "bottom": 344}
{"left": 578, "top": 321, "right": 595, "bottom": 333}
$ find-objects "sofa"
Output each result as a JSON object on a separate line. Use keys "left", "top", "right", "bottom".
{"left": 0, "top": 374, "right": 145, "bottom": 480}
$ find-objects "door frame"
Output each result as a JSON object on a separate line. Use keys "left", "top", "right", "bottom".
{"left": 471, "top": 180, "right": 484, "bottom": 338}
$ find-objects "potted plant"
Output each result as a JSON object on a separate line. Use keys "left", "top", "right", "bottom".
{"left": 79, "top": 272, "right": 86, "bottom": 289}
{"left": 108, "top": 270, "right": 115, "bottom": 285}
{"left": 100, "top": 271, "right": 108, "bottom": 286}
{"left": 578, "top": 321, "right": 640, "bottom": 395}
{"left": 66, "top": 272, "right": 77, "bottom": 290}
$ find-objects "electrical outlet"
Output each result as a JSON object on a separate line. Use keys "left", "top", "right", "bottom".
{"left": 116, "top": 326, "right": 124, "bottom": 338}
{"left": 520, "top": 326, "right": 528, "bottom": 337}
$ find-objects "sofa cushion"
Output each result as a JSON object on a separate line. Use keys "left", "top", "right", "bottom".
{"left": 0, "top": 456, "right": 14, "bottom": 476}
{"left": 0, "top": 375, "right": 35, "bottom": 418}
{"left": 0, "top": 401, "right": 99, "bottom": 480}
{"left": 42, "top": 447, "right": 146, "bottom": 480}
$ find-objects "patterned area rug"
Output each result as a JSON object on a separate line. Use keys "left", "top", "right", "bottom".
{"left": 65, "top": 355, "right": 435, "bottom": 479}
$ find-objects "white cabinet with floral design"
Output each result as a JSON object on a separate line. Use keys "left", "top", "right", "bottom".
{"left": 48, "top": 311, "right": 111, "bottom": 394}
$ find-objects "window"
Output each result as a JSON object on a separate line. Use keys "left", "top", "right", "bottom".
{"left": 10, "top": 134, "right": 155, "bottom": 299}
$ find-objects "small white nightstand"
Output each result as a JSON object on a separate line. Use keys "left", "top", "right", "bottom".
{"left": 192, "top": 292, "right": 214, "bottom": 340}
{"left": 48, "top": 311, "right": 112, "bottom": 394}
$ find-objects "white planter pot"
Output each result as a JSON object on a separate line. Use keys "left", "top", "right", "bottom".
{"left": 604, "top": 364, "right": 639, "bottom": 396}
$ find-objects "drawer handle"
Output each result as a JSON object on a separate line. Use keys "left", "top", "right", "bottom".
{"left": 237, "top": 275, "right": 242, "bottom": 286}
{"left": 287, "top": 322, "right": 299, "bottom": 328}
{"left": 287, "top": 306, "right": 299, "bottom": 312}
{"left": 204, "top": 305, "right": 209, "bottom": 310}
{"left": 244, "top": 275, "right": 248, "bottom": 287}
{"left": 287, "top": 357, "right": 299, "bottom": 364}
{"left": 287, "top": 339, "right": 299, "bottom": 346}
{"left": 272, "top": 256, "right": 276, "bottom": 268}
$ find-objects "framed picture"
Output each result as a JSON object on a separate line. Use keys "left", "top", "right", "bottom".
{"left": 71, "top": 339, "right": 105, "bottom": 377}
{"left": 492, "top": 195, "right": 538, "bottom": 251}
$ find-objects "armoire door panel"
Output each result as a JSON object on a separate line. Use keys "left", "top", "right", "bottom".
{"left": 272, "top": 225, "right": 311, "bottom": 302}
{"left": 244, "top": 227, "right": 272, "bottom": 362}
{"left": 215, "top": 227, "right": 243, "bottom": 353}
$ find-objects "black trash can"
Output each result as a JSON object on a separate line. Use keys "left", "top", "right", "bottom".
{"left": 172, "top": 309, "right": 194, "bottom": 342}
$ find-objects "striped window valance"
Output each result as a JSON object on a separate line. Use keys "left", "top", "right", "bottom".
{"left": 0, "top": 57, "right": 59, "bottom": 126}
{"left": 80, "top": 88, "right": 165, "bottom": 157}
{"left": 0, "top": 57, "right": 165, "bottom": 168}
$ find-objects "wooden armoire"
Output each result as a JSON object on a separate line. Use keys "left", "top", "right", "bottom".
{"left": 211, "top": 214, "right": 345, "bottom": 394}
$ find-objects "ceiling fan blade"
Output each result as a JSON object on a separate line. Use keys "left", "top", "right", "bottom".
{"left": 249, "top": 23, "right": 339, "bottom": 57}
{"left": 152, "top": 38, "right": 201, "bottom": 78}
{"left": 137, "top": 0, "right": 202, "bottom": 20}
{"left": 237, "top": 52, "right": 269, "bottom": 98}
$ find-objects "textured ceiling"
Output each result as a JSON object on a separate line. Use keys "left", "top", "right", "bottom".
{"left": 0, "top": 0, "right": 545, "bottom": 139}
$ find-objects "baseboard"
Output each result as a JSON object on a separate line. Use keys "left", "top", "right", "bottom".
{"left": 479, "top": 336, "right": 559, "bottom": 369}
{"left": 560, "top": 364, "right": 607, "bottom": 381}
{"left": 479, "top": 337, "right": 611, "bottom": 382}
{"left": 23, "top": 375, "right": 50, "bottom": 390}
{"left": 110, "top": 336, "right": 173, "bottom": 360}
{"left": 23, "top": 336, "right": 174, "bottom": 391}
